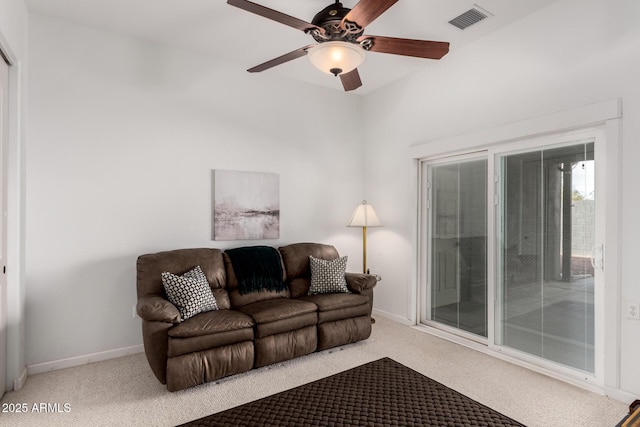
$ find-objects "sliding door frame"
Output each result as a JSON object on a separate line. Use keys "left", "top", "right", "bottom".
{"left": 409, "top": 99, "right": 621, "bottom": 394}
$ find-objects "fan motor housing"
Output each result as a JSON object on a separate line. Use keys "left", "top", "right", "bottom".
{"left": 310, "top": 2, "right": 363, "bottom": 43}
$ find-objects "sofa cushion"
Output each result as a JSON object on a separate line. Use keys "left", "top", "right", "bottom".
{"left": 239, "top": 298, "right": 317, "bottom": 325}
{"left": 167, "top": 309, "right": 255, "bottom": 360}
{"left": 168, "top": 328, "right": 254, "bottom": 357}
{"left": 308, "top": 256, "right": 350, "bottom": 295}
{"left": 279, "top": 243, "right": 340, "bottom": 298}
{"left": 298, "top": 293, "right": 369, "bottom": 324}
{"left": 298, "top": 293, "right": 368, "bottom": 312}
{"left": 168, "top": 309, "right": 254, "bottom": 338}
{"left": 162, "top": 265, "right": 219, "bottom": 321}
{"left": 253, "top": 312, "right": 318, "bottom": 339}
{"left": 317, "top": 304, "right": 371, "bottom": 324}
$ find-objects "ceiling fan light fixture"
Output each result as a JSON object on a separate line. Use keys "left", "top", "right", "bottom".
{"left": 307, "top": 41, "right": 365, "bottom": 76}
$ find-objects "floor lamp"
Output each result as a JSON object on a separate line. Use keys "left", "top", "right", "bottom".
{"left": 347, "top": 200, "right": 382, "bottom": 274}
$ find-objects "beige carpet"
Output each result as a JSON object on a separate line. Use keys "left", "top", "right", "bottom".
{"left": 0, "top": 316, "right": 628, "bottom": 426}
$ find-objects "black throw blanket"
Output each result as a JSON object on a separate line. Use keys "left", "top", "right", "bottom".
{"left": 226, "top": 246, "right": 286, "bottom": 295}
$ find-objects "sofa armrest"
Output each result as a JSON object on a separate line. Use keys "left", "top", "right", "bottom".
{"left": 345, "top": 272, "right": 377, "bottom": 293}
{"left": 137, "top": 295, "right": 180, "bottom": 323}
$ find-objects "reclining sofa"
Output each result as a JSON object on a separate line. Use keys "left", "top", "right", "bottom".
{"left": 136, "top": 242, "right": 376, "bottom": 391}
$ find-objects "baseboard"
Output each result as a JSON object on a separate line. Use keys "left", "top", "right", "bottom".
{"left": 13, "top": 366, "right": 28, "bottom": 391}
{"left": 605, "top": 386, "right": 638, "bottom": 404}
{"left": 27, "top": 344, "right": 144, "bottom": 376}
{"left": 372, "top": 308, "right": 414, "bottom": 326}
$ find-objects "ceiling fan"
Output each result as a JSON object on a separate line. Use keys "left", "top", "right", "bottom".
{"left": 227, "top": 0, "right": 450, "bottom": 91}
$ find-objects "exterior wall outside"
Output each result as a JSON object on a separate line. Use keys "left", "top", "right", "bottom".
{"left": 572, "top": 200, "right": 594, "bottom": 257}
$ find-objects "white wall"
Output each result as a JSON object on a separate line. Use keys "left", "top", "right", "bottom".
{"left": 363, "top": 0, "right": 640, "bottom": 396}
{"left": 26, "top": 14, "right": 365, "bottom": 366}
{"left": 0, "top": 0, "right": 29, "bottom": 390}
{"left": 0, "top": 0, "right": 27, "bottom": 53}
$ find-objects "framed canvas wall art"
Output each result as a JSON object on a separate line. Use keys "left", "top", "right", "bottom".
{"left": 212, "top": 170, "right": 279, "bottom": 240}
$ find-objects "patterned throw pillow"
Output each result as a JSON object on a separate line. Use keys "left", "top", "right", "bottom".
{"left": 308, "top": 255, "right": 351, "bottom": 295}
{"left": 161, "top": 265, "right": 219, "bottom": 321}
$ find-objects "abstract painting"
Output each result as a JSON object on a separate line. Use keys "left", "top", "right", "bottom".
{"left": 212, "top": 170, "right": 279, "bottom": 240}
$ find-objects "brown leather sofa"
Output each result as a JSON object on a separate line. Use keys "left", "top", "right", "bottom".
{"left": 136, "top": 242, "right": 376, "bottom": 391}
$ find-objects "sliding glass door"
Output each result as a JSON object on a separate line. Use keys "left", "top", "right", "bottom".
{"left": 420, "top": 133, "right": 600, "bottom": 377}
{"left": 424, "top": 157, "right": 488, "bottom": 338}
{"left": 497, "top": 141, "right": 595, "bottom": 373}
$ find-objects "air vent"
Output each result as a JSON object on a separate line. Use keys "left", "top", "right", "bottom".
{"left": 448, "top": 6, "right": 491, "bottom": 30}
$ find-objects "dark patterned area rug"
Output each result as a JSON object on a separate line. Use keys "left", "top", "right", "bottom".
{"left": 179, "top": 357, "right": 525, "bottom": 427}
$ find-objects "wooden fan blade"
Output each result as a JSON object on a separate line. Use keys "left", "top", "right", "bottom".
{"left": 247, "top": 45, "right": 315, "bottom": 73}
{"left": 340, "top": 68, "right": 362, "bottom": 92}
{"left": 341, "top": 0, "right": 398, "bottom": 29}
{"left": 358, "top": 35, "right": 449, "bottom": 59}
{"left": 227, "top": 0, "right": 324, "bottom": 34}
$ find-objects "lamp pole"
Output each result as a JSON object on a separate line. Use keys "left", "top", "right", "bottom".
{"left": 362, "top": 225, "right": 367, "bottom": 274}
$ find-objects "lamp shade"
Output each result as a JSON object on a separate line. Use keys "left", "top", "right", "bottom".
{"left": 308, "top": 41, "right": 366, "bottom": 76}
{"left": 347, "top": 201, "right": 382, "bottom": 227}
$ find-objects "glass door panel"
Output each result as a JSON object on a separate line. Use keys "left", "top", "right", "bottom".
{"left": 428, "top": 158, "right": 488, "bottom": 337}
{"left": 498, "top": 141, "right": 595, "bottom": 372}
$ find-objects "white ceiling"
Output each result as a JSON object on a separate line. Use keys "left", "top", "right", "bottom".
{"left": 24, "top": 0, "right": 560, "bottom": 94}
